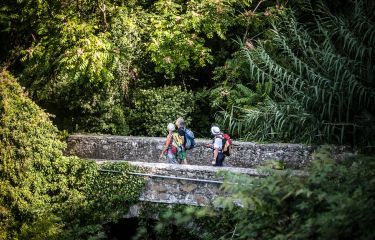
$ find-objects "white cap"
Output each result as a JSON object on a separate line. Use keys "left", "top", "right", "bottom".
{"left": 211, "top": 126, "right": 220, "bottom": 135}
{"left": 167, "top": 123, "right": 175, "bottom": 131}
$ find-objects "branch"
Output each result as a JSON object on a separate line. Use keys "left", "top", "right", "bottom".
{"left": 98, "top": 1, "right": 107, "bottom": 28}
{"left": 253, "top": 0, "right": 265, "bottom": 14}
{"left": 243, "top": 0, "right": 265, "bottom": 43}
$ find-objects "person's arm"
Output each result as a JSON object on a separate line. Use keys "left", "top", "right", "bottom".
{"left": 160, "top": 134, "right": 172, "bottom": 157}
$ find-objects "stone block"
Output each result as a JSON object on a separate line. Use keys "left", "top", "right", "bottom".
{"left": 180, "top": 183, "right": 197, "bottom": 192}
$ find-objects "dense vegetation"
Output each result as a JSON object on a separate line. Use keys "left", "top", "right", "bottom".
{"left": 0, "top": 0, "right": 286, "bottom": 137}
{"left": 0, "top": 71, "right": 145, "bottom": 239}
{"left": 1, "top": 0, "right": 373, "bottom": 146}
{"left": 139, "top": 148, "right": 375, "bottom": 239}
{"left": 0, "top": 0, "right": 374, "bottom": 239}
{"left": 216, "top": 1, "right": 375, "bottom": 145}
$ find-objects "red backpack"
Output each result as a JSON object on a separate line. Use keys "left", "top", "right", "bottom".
{"left": 222, "top": 134, "right": 233, "bottom": 156}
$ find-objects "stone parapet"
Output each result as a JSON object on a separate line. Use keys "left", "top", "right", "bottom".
{"left": 97, "top": 161, "right": 266, "bottom": 206}
{"left": 67, "top": 134, "right": 350, "bottom": 169}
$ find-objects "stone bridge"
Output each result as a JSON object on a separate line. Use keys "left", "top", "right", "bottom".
{"left": 66, "top": 134, "right": 348, "bottom": 207}
{"left": 96, "top": 160, "right": 265, "bottom": 207}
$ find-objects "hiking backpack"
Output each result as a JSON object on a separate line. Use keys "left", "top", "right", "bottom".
{"left": 172, "top": 132, "right": 184, "bottom": 152}
{"left": 222, "top": 133, "right": 233, "bottom": 156}
{"left": 184, "top": 128, "right": 195, "bottom": 150}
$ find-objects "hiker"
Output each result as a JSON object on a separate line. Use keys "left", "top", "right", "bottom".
{"left": 160, "top": 123, "right": 179, "bottom": 164}
{"left": 175, "top": 117, "right": 188, "bottom": 164}
{"left": 209, "top": 125, "right": 225, "bottom": 166}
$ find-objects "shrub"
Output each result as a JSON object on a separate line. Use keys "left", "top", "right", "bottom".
{"left": 129, "top": 85, "right": 195, "bottom": 136}
{"left": 0, "top": 71, "right": 145, "bottom": 239}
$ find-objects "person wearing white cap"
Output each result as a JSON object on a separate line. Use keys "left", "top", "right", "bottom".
{"left": 210, "top": 125, "right": 225, "bottom": 166}
{"left": 160, "top": 123, "right": 179, "bottom": 164}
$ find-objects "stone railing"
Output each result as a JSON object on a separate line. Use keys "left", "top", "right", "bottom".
{"left": 66, "top": 134, "right": 350, "bottom": 169}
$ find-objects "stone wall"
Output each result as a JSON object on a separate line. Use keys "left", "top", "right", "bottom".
{"left": 97, "top": 161, "right": 265, "bottom": 206}
{"left": 67, "top": 134, "right": 350, "bottom": 169}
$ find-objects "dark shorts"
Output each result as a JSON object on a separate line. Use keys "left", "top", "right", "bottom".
{"left": 214, "top": 152, "right": 225, "bottom": 166}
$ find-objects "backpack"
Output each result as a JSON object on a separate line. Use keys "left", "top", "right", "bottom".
{"left": 222, "top": 133, "right": 233, "bottom": 156}
{"left": 172, "top": 132, "right": 184, "bottom": 151}
{"left": 183, "top": 128, "right": 196, "bottom": 150}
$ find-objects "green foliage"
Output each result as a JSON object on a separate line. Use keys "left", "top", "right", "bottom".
{"left": 0, "top": 71, "right": 145, "bottom": 239}
{"left": 1, "top": 0, "right": 289, "bottom": 137}
{"left": 19, "top": 17, "right": 130, "bottom": 134}
{"left": 146, "top": 0, "right": 236, "bottom": 78}
{"left": 129, "top": 85, "right": 195, "bottom": 136}
{"left": 0, "top": 1, "right": 152, "bottom": 134}
{"left": 0, "top": 70, "right": 67, "bottom": 239}
{"left": 60, "top": 162, "right": 146, "bottom": 240}
{"left": 147, "top": 148, "right": 375, "bottom": 239}
{"left": 86, "top": 163, "right": 146, "bottom": 222}
{"left": 3, "top": 0, "right": 373, "bottom": 145}
{"left": 215, "top": 0, "right": 375, "bottom": 145}
{"left": 190, "top": 88, "right": 215, "bottom": 138}
{"left": 109, "top": 8, "right": 146, "bottom": 98}
{"left": 21, "top": 19, "right": 116, "bottom": 88}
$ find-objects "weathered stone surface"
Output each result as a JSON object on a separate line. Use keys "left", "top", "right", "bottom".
{"left": 119, "top": 162, "right": 297, "bottom": 216}
{"left": 180, "top": 183, "right": 197, "bottom": 192}
{"left": 151, "top": 183, "right": 167, "bottom": 193}
{"left": 67, "top": 134, "right": 351, "bottom": 169}
{"left": 97, "top": 161, "right": 266, "bottom": 206}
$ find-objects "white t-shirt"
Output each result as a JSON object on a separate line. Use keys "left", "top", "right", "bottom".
{"left": 213, "top": 136, "right": 223, "bottom": 150}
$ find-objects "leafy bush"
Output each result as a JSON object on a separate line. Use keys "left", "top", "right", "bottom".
{"left": 60, "top": 162, "right": 146, "bottom": 240}
{"left": 129, "top": 86, "right": 195, "bottom": 136}
{"left": 215, "top": 0, "right": 375, "bottom": 145}
{"left": 144, "top": 148, "right": 375, "bottom": 239}
{"left": 19, "top": 17, "right": 129, "bottom": 134}
{"left": 190, "top": 88, "right": 216, "bottom": 138}
{"left": 0, "top": 71, "right": 145, "bottom": 239}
